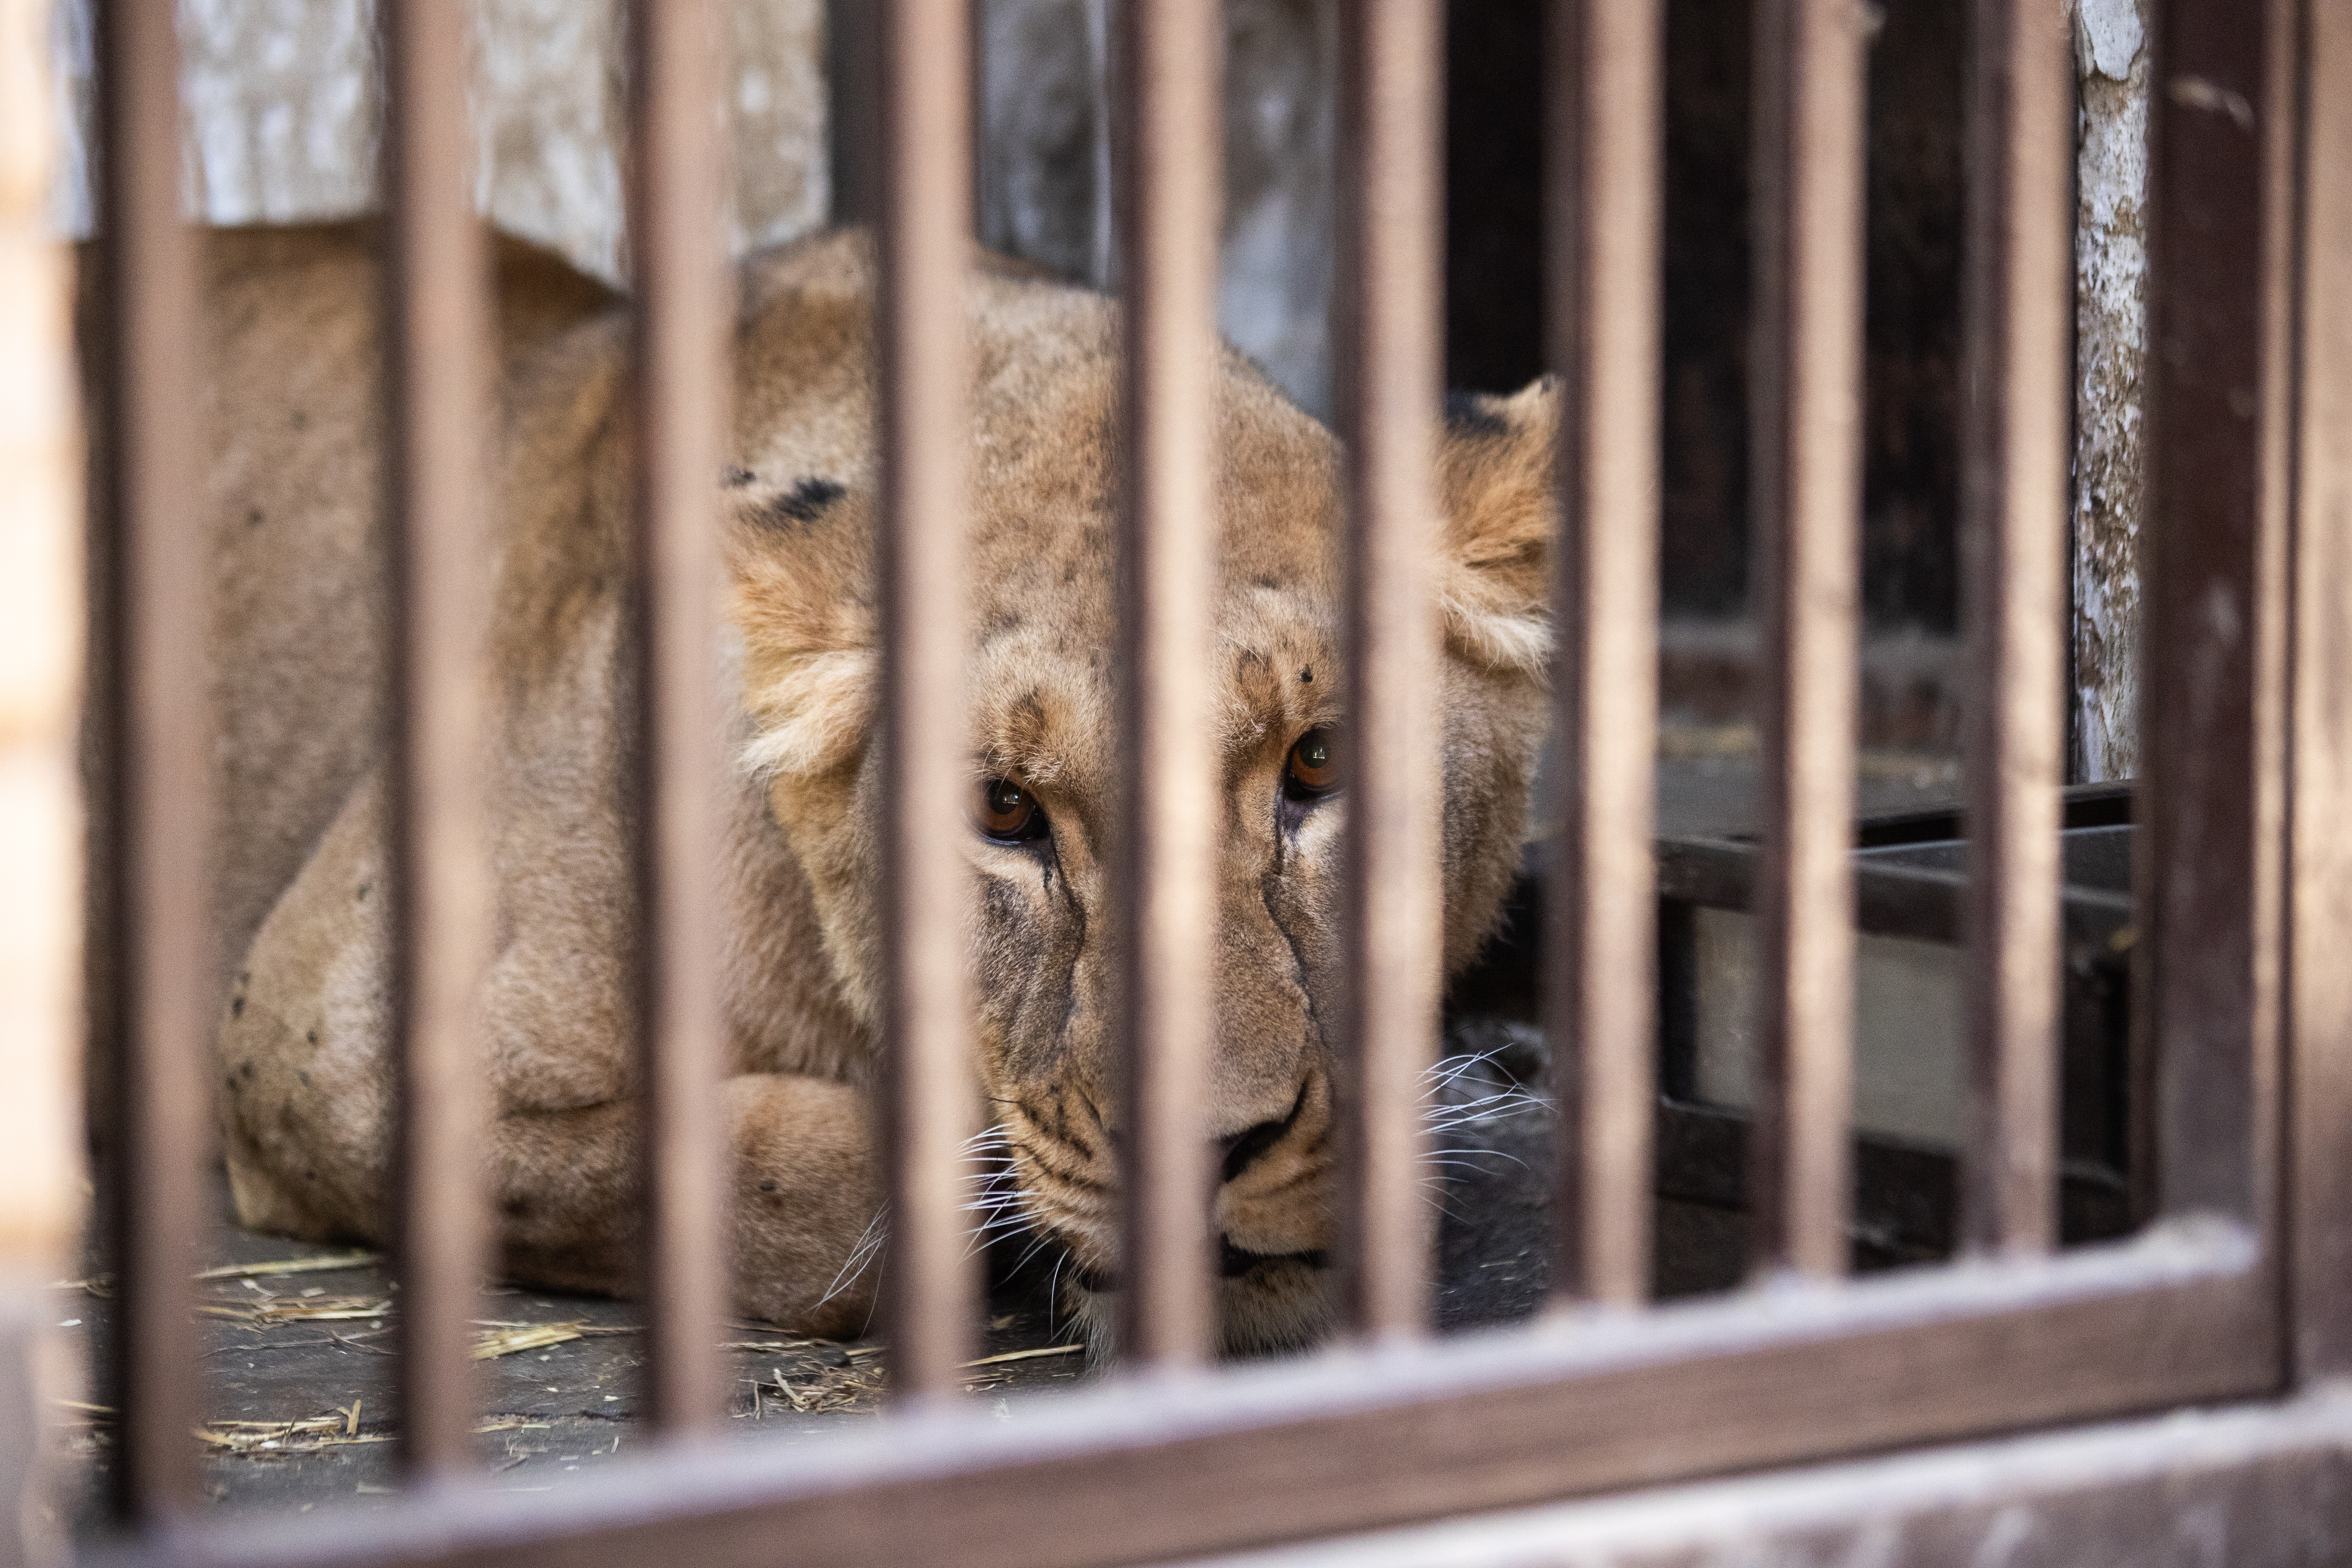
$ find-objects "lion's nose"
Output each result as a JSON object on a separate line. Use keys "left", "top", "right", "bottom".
{"left": 1216, "top": 1079, "right": 1311, "bottom": 1183}
{"left": 1217, "top": 1116, "right": 1290, "bottom": 1183}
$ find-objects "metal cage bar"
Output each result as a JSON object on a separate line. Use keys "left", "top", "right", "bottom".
{"left": 2138, "top": 0, "right": 2294, "bottom": 1233}
{"left": 1543, "top": 0, "right": 1664, "bottom": 1309}
{"left": 93, "top": 1231, "right": 2275, "bottom": 1568}
{"left": 1747, "top": 0, "right": 1868, "bottom": 1279}
{"left": 94, "top": 0, "right": 209, "bottom": 1522}
{"left": 73, "top": 0, "right": 2321, "bottom": 1559}
{"left": 625, "top": 0, "right": 734, "bottom": 1435}
{"left": 1955, "top": 0, "right": 2072, "bottom": 1257}
{"left": 1332, "top": 0, "right": 1443, "bottom": 1343}
{"left": 2291, "top": 0, "right": 2352, "bottom": 1383}
{"left": 1113, "top": 0, "right": 1224, "bottom": 1370}
{"left": 380, "top": 0, "right": 496, "bottom": 1477}
{"left": 876, "top": 0, "right": 979, "bottom": 1401}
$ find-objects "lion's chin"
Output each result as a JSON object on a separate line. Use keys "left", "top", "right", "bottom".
{"left": 1063, "top": 1256, "right": 1340, "bottom": 1364}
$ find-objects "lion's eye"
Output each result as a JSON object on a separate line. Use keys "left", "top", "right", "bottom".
{"left": 1283, "top": 727, "right": 1341, "bottom": 800}
{"left": 973, "top": 777, "right": 1047, "bottom": 842}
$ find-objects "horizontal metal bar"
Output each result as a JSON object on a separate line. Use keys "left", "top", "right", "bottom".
{"left": 1166, "top": 1387, "right": 2352, "bottom": 1568}
{"left": 1651, "top": 838, "right": 2132, "bottom": 953}
{"left": 99, "top": 1224, "right": 2275, "bottom": 1568}
{"left": 1651, "top": 1099, "right": 2134, "bottom": 1256}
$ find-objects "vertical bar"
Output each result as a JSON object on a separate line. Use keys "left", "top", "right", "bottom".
{"left": 94, "top": 0, "right": 208, "bottom": 1521}
{"left": 628, "top": 0, "right": 732, "bottom": 1433}
{"left": 2137, "top": 0, "right": 2292, "bottom": 1235}
{"left": 1115, "top": 0, "right": 1222, "bottom": 1369}
{"left": 1746, "top": 0, "right": 1867, "bottom": 1280}
{"left": 1, "top": 0, "right": 90, "bottom": 1553}
{"left": 381, "top": 0, "right": 495, "bottom": 1478}
{"left": 1544, "top": 0, "right": 1663, "bottom": 1309}
{"left": 2292, "top": 0, "right": 2352, "bottom": 1382}
{"left": 877, "top": 0, "right": 977, "bottom": 1401}
{"left": 1333, "top": 0, "right": 1443, "bottom": 1341}
{"left": 1957, "top": 0, "right": 2073, "bottom": 1256}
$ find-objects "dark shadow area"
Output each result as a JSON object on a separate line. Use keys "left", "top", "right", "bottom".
{"left": 1444, "top": 0, "right": 1967, "bottom": 633}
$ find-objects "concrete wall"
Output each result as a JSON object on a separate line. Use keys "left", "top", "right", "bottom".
{"left": 45, "top": 0, "right": 1338, "bottom": 414}
{"left": 45, "top": 0, "right": 828, "bottom": 284}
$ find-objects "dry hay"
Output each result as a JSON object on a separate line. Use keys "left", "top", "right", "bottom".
{"left": 192, "top": 1400, "right": 379, "bottom": 1455}
{"left": 741, "top": 1342, "right": 1086, "bottom": 1415}
{"left": 197, "top": 1294, "right": 390, "bottom": 1327}
{"left": 193, "top": 1253, "right": 379, "bottom": 1282}
{"left": 963, "top": 1345, "right": 1081, "bottom": 1368}
{"left": 469, "top": 1320, "right": 640, "bottom": 1360}
{"left": 749, "top": 1361, "right": 884, "bottom": 1417}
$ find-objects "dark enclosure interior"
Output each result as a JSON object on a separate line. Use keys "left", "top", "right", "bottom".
{"left": 1445, "top": 0, "right": 1969, "bottom": 633}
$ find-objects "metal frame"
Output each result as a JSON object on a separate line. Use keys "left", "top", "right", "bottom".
{"left": 68, "top": 0, "right": 2343, "bottom": 1561}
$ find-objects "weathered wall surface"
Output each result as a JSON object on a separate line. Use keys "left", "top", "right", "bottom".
{"left": 977, "top": 0, "right": 1334, "bottom": 414}
{"left": 43, "top": 1, "right": 2147, "bottom": 726}
{"left": 2071, "top": 0, "right": 2149, "bottom": 782}
{"left": 48, "top": 0, "right": 1334, "bottom": 412}
{"left": 46, "top": 0, "right": 827, "bottom": 283}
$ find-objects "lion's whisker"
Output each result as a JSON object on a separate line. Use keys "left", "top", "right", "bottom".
{"left": 814, "top": 1210, "right": 890, "bottom": 1308}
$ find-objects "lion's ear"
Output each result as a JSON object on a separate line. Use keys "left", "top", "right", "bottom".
{"left": 1432, "top": 377, "right": 1559, "bottom": 677}
{"left": 725, "top": 476, "right": 878, "bottom": 782}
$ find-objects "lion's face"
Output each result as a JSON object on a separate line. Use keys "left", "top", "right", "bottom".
{"left": 945, "top": 565, "right": 1356, "bottom": 1354}
{"left": 727, "top": 259, "right": 1557, "bottom": 1353}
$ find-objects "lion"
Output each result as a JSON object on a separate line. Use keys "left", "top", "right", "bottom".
{"left": 187, "top": 221, "right": 1559, "bottom": 1354}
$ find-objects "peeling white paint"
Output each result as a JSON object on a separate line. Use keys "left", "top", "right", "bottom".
{"left": 43, "top": 0, "right": 827, "bottom": 285}
{"left": 2075, "top": 0, "right": 2144, "bottom": 82}
{"left": 2072, "top": 0, "right": 2149, "bottom": 783}
{"left": 48, "top": 0, "right": 1333, "bottom": 416}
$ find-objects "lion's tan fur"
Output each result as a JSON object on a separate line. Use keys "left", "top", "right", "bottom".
{"left": 184, "top": 223, "right": 1559, "bottom": 1349}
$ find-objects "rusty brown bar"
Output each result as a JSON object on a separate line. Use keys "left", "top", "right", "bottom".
{"left": 625, "top": 0, "right": 733, "bottom": 1435}
{"left": 380, "top": 0, "right": 496, "bottom": 1476}
{"left": 94, "top": 0, "right": 208, "bottom": 1522}
{"left": 2292, "top": 0, "right": 2352, "bottom": 1382}
{"left": 2137, "top": 0, "right": 2292, "bottom": 1234}
{"left": 1113, "top": 0, "right": 1222, "bottom": 1369}
{"left": 877, "top": 0, "right": 978, "bottom": 1401}
{"left": 1747, "top": 0, "right": 1866, "bottom": 1280}
{"left": 1954, "top": 0, "right": 2071, "bottom": 1257}
{"left": 1332, "top": 0, "right": 1443, "bottom": 1341}
{"left": 1543, "top": 0, "right": 1663, "bottom": 1309}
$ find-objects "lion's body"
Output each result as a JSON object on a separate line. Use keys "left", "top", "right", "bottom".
{"left": 187, "top": 224, "right": 1559, "bottom": 1348}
